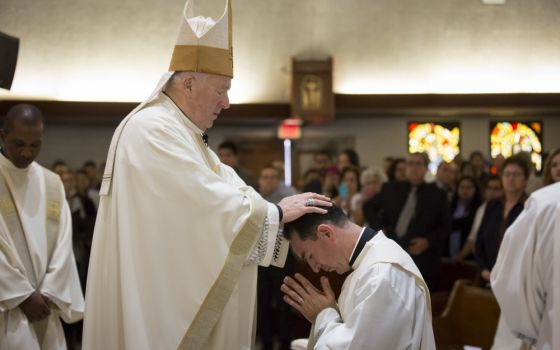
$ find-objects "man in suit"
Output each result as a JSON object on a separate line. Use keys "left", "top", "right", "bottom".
{"left": 363, "top": 152, "right": 451, "bottom": 291}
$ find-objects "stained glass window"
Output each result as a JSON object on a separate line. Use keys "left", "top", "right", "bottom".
{"left": 408, "top": 122, "right": 461, "bottom": 173}
{"left": 490, "top": 121, "right": 543, "bottom": 170}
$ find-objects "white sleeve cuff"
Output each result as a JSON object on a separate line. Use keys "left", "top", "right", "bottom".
{"left": 313, "top": 307, "right": 341, "bottom": 340}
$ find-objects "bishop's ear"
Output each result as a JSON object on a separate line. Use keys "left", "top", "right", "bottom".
{"left": 182, "top": 73, "right": 195, "bottom": 93}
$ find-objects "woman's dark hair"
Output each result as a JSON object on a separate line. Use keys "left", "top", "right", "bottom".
{"left": 543, "top": 148, "right": 560, "bottom": 186}
{"left": 340, "top": 149, "right": 360, "bottom": 168}
{"left": 387, "top": 158, "right": 405, "bottom": 182}
{"left": 450, "top": 175, "right": 482, "bottom": 215}
{"left": 340, "top": 166, "right": 362, "bottom": 191}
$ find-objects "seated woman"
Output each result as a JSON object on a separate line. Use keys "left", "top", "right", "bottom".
{"left": 335, "top": 166, "right": 362, "bottom": 221}
{"left": 352, "top": 166, "right": 387, "bottom": 226}
{"left": 475, "top": 155, "right": 529, "bottom": 282}
{"left": 542, "top": 148, "right": 560, "bottom": 187}
{"left": 447, "top": 176, "right": 481, "bottom": 259}
{"left": 453, "top": 175, "right": 503, "bottom": 262}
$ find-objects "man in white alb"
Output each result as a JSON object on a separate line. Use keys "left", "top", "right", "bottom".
{"left": 0, "top": 104, "right": 84, "bottom": 349}
{"left": 281, "top": 205, "right": 435, "bottom": 349}
{"left": 491, "top": 182, "right": 560, "bottom": 350}
{"left": 82, "top": 1, "right": 330, "bottom": 349}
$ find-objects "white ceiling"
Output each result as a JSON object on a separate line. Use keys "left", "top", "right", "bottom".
{"left": 1, "top": 0, "right": 560, "bottom": 102}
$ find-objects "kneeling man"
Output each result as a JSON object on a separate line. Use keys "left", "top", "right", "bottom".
{"left": 281, "top": 205, "right": 435, "bottom": 349}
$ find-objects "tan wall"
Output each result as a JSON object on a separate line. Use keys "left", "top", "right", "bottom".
{"left": 37, "top": 115, "right": 560, "bottom": 173}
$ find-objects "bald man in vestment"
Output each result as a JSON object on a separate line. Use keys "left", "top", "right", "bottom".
{"left": 0, "top": 104, "right": 84, "bottom": 349}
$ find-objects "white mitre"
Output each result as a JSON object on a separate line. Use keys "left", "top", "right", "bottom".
{"left": 99, "top": 0, "right": 233, "bottom": 196}
{"left": 169, "top": 0, "right": 233, "bottom": 77}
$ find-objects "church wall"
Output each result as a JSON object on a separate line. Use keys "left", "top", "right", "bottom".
{"left": 5, "top": 0, "right": 560, "bottom": 173}
{"left": 37, "top": 115, "right": 560, "bottom": 174}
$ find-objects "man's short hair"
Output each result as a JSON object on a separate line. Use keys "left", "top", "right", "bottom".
{"left": 469, "top": 150, "right": 484, "bottom": 161}
{"left": 83, "top": 160, "right": 96, "bottom": 168}
{"left": 437, "top": 161, "right": 451, "bottom": 171}
{"left": 218, "top": 141, "right": 238, "bottom": 155}
{"left": 283, "top": 205, "right": 347, "bottom": 241}
{"left": 484, "top": 174, "right": 502, "bottom": 188}
{"left": 51, "top": 159, "right": 67, "bottom": 169}
{"left": 314, "top": 149, "right": 331, "bottom": 158}
{"left": 260, "top": 163, "right": 279, "bottom": 176}
{"left": 2, "top": 104, "right": 43, "bottom": 133}
{"left": 409, "top": 152, "right": 430, "bottom": 167}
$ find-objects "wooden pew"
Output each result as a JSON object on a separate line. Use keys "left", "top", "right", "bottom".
{"left": 433, "top": 279, "right": 500, "bottom": 350}
{"left": 432, "top": 258, "right": 481, "bottom": 315}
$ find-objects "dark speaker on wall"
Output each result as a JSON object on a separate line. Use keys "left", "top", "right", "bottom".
{"left": 0, "top": 32, "right": 20, "bottom": 90}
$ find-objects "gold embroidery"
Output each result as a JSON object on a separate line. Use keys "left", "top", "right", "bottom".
{"left": 178, "top": 192, "right": 268, "bottom": 348}
{"left": 0, "top": 198, "right": 16, "bottom": 215}
{"left": 47, "top": 200, "right": 61, "bottom": 220}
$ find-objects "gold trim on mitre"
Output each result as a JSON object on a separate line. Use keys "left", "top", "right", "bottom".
{"left": 169, "top": 0, "right": 233, "bottom": 77}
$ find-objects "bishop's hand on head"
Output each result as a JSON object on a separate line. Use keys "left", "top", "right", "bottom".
{"left": 277, "top": 192, "right": 332, "bottom": 224}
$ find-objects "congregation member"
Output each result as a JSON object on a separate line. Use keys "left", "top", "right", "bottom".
{"left": 217, "top": 140, "right": 259, "bottom": 190}
{"left": 0, "top": 104, "right": 84, "bottom": 349}
{"left": 517, "top": 152, "right": 543, "bottom": 194}
{"left": 452, "top": 175, "right": 503, "bottom": 262}
{"left": 51, "top": 160, "right": 69, "bottom": 178}
{"left": 386, "top": 157, "right": 407, "bottom": 182}
{"left": 336, "top": 149, "right": 360, "bottom": 172}
{"left": 460, "top": 161, "right": 476, "bottom": 178}
{"left": 82, "top": 1, "right": 330, "bottom": 349}
{"left": 542, "top": 148, "right": 560, "bottom": 187}
{"left": 435, "top": 161, "right": 456, "bottom": 201}
{"left": 447, "top": 176, "right": 482, "bottom": 258}
{"left": 363, "top": 152, "right": 451, "bottom": 291}
{"left": 352, "top": 165, "right": 387, "bottom": 226}
{"left": 82, "top": 160, "right": 101, "bottom": 192}
{"left": 475, "top": 154, "right": 528, "bottom": 282}
{"left": 61, "top": 170, "right": 96, "bottom": 289}
{"left": 469, "top": 151, "right": 490, "bottom": 186}
{"left": 282, "top": 205, "right": 435, "bottom": 349}
{"left": 336, "top": 166, "right": 362, "bottom": 220}
{"left": 313, "top": 149, "right": 333, "bottom": 172}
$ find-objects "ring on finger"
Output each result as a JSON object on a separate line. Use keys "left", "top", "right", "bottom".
{"left": 305, "top": 198, "right": 315, "bottom": 207}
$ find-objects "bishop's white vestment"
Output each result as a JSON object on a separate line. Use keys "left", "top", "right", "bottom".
{"left": 82, "top": 90, "right": 287, "bottom": 350}
{"left": 307, "top": 229, "right": 435, "bottom": 350}
{"left": 0, "top": 154, "right": 84, "bottom": 349}
{"left": 491, "top": 182, "right": 560, "bottom": 350}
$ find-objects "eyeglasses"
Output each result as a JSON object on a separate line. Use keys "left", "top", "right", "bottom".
{"left": 502, "top": 171, "right": 524, "bottom": 178}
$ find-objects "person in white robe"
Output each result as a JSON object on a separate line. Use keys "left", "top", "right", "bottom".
{"left": 281, "top": 205, "right": 435, "bottom": 350}
{"left": 82, "top": 1, "right": 331, "bottom": 349}
{"left": 490, "top": 182, "right": 560, "bottom": 350}
{"left": 0, "top": 104, "right": 84, "bottom": 349}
